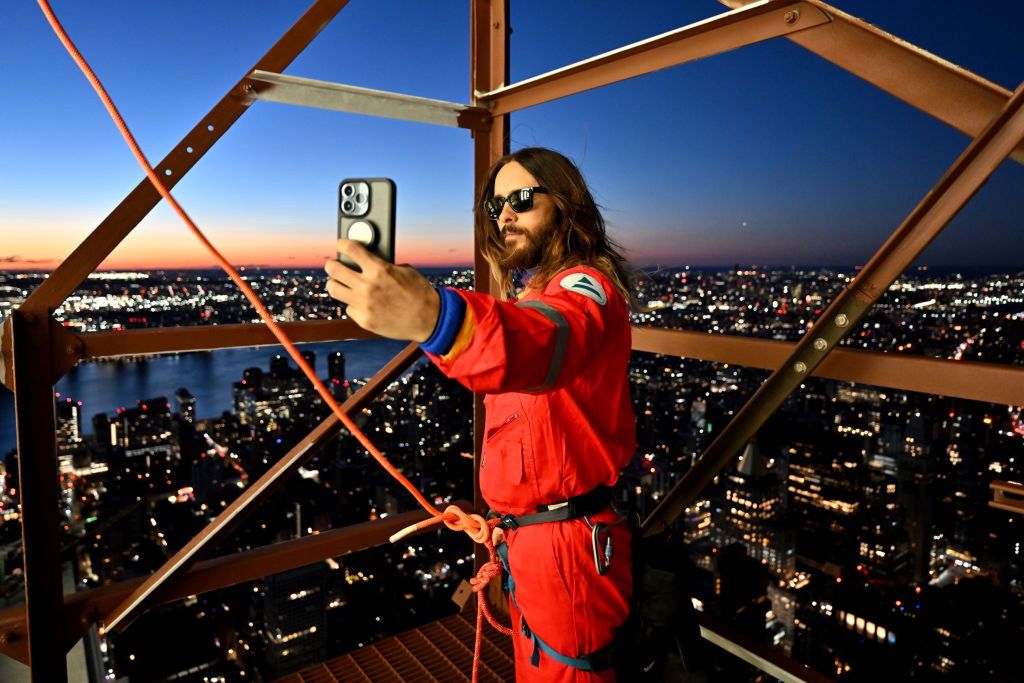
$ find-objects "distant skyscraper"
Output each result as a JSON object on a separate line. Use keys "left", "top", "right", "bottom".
{"left": 858, "top": 473, "right": 912, "bottom": 581}
{"left": 54, "top": 395, "right": 81, "bottom": 442}
{"left": 256, "top": 563, "right": 328, "bottom": 678}
{"left": 92, "top": 412, "right": 114, "bottom": 451}
{"left": 244, "top": 367, "right": 264, "bottom": 385}
{"left": 270, "top": 354, "right": 291, "bottom": 379}
{"left": 327, "top": 350, "right": 348, "bottom": 400}
{"left": 234, "top": 368, "right": 264, "bottom": 424}
{"left": 121, "top": 397, "right": 177, "bottom": 460}
{"left": 300, "top": 350, "right": 316, "bottom": 374}
{"left": 173, "top": 387, "right": 196, "bottom": 423}
{"left": 715, "top": 440, "right": 795, "bottom": 577}
{"left": 328, "top": 351, "right": 345, "bottom": 382}
{"left": 55, "top": 394, "right": 85, "bottom": 473}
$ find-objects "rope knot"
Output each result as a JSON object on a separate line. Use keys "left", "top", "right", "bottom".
{"left": 441, "top": 504, "right": 493, "bottom": 545}
{"left": 469, "top": 560, "right": 502, "bottom": 592}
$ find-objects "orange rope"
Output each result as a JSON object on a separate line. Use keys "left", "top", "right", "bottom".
{"left": 37, "top": 2, "right": 517, "bottom": 678}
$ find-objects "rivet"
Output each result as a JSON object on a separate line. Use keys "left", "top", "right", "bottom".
{"left": 813, "top": 338, "right": 828, "bottom": 351}
{"left": 794, "top": 361, "right": 808, "bottom": 374}
{"left": 784, "top": 9, "right": 800, "bottom": 24}
{"left": 835, "top": 314, "right": 849, "bottom": 327}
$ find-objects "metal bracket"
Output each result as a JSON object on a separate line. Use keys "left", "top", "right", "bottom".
{"left": 49, "top": 319, "right": 83, "bottom": 385}
{"left": 245, "top": 70, "right": 491, "bottom": 130}
{"left": 0, "top": 313, "right": 82, "bottom": 392}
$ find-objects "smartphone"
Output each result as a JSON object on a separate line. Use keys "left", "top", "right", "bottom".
{"left": 337, "top": 178, "right": 396, "bottom": 272}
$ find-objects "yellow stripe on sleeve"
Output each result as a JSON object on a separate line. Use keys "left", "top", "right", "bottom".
{"left": 441, "top": 305, "right": 477, "bottom": 362}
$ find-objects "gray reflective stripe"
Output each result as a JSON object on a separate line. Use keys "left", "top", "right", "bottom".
{"left": 516, "top": 300, "right": 569, "bottom": 392}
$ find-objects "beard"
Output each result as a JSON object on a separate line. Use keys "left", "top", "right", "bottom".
{"left": 496, "top": 221, "right": 556, "bottom": 270}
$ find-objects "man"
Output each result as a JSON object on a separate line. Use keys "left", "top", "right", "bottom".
{"left": 325, "top": 147, "right": 636, "bottom": 681}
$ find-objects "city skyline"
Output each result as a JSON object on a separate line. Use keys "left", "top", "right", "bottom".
{"left": 1, "top": 263, "right": 1021, "bottom": 680}
{"left": 3, "top": 1, "right": 1023, "bottom": 271}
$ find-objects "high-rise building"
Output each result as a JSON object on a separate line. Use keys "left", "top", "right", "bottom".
{"left": 327, "top": 350, "right": 349, "bottom": 401}
{"left": 121, "top": 397, "right": 177, "bottom": 460}
{"left": 858, "top": 473, "right": 912, "bottom": 581}
{"left": 787, "top": 433, "right": 862, "bottom": 571}
{"left": 300, "top": 350, "right": 316, "bottom": 373}
{"left": 55, "top": 394, "right": 85, "bottom": 473}
{"left": 173, "top": 387, "right": 196, "bottom": 423}
{"left": 256, "top": 563, "right": 328, "bottom": 678}
{"left": 270, "top": 354, "right": 292, "bottom": 379}
{"left": 328, "top": 351, "right": 345, "bottom": 381}
{"left": 714, "top": 441, "right": 795, "bottom": 578}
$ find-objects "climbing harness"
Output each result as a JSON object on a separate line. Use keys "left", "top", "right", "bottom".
{"left": 495, "top": 528, "right": 622, "bottom": 673}
{"left": 483, "top": 485, "right": 632, "bottom": 672}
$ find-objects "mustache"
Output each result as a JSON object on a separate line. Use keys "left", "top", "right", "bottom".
{"left": 501, "top": 226, "right": 523, "bottom": 236}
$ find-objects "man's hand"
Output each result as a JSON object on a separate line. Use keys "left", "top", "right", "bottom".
{"left": 324, "top": 239, "right": 440, "bottom": 342}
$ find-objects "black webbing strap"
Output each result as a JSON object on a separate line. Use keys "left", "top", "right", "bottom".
{"left": 492, "top": 485, "right": 612, "bottom": 530}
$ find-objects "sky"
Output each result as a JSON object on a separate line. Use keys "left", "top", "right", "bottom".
{"left": 1, "top": 0, "right": 1022, "bottom": 271}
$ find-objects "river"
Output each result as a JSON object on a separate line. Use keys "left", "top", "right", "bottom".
{"left": 0, "top": 338, "right": 414, "bottom": 455}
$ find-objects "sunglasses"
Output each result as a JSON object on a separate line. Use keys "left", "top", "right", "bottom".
{"left": 484, "top": 186, "right": 548, "bottom": 221}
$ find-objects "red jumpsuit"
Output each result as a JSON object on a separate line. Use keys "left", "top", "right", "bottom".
{"left": 424, "top": 266, "right": 635, "bottom": 682}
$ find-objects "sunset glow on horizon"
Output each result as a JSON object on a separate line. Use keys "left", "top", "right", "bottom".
{"left": 1, "top": 220, "right": 478, "bottom": 271}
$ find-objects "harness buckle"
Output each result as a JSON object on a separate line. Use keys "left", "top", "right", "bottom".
{"left": 500, "top": 513, "right": 521, "bottom": 530}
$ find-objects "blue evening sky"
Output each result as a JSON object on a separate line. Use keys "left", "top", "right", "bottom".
{"left": 1, "top": 1, "right": 1022, "bottom": 269}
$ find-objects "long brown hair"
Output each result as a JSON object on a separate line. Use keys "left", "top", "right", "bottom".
{"left": 475, "top": 147, "right": 634, "bottom": 304}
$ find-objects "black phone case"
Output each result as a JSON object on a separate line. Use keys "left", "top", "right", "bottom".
{"left": 337, "top": 177, "right": 396, "bottom": 272}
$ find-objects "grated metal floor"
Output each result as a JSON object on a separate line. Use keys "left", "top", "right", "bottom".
{"left": 277, "top": 611, "right": 516, "bottom": 682}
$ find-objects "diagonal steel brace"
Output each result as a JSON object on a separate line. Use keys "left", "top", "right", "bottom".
{"left": 101, "top": 342, "right": 423, "bottom": 634}
{"left": 20, "top": 0, "right": 352, "bottom": 317}
{"left": 643, "top": 78, "right": 1024, "bottom": 535}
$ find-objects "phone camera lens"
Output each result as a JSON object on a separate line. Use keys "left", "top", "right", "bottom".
{"left": 342, "top": 200, "right": 354, "bottom": 213}
{"left": 342, "top": 185, "right": 354, "bottom": 197}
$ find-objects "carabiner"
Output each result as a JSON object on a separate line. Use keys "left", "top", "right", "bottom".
{"left": 584, "top": 516, "right": 613, "bottom": 576}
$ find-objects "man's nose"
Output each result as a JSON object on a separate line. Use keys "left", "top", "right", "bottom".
{"left": 499, "top": 202, "right": 517, "bottom": 224}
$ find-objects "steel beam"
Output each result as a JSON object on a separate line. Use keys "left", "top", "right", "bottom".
{"left": 0, "top": 501, "right": 468, "bottom": 664}
{"left": 720, "top": 0, "right": 1024, "bottom": 165}
{"left": 11, "top": 311, "right": 67, "bottom": 682}
{"left": 632, "top": 326, "right": 1024, "bottom": 407}
{"left": 77, "top": 318, "right": 377, "bottom": 360}
{"left": 245, "top": 70, "right": 491, "bottom": 130}
{"left": 470, "top": 0, "right": 508, "bottom": 612}
{"left": 476, "top": 1, "right": 830, "bottom": 115}
{"left": 102, "top": 341, "right": 423, "bottom": 633}
{"left": 20, "top": 0, "right": 352, "bottom": 316}
{"left": 0, "top": 318, "right": 8, "bottom": 393}
{"left": 990, "top": 481, "right": 1024, "bottom": 515}
{"left": 697, "top": 612, "right": 835, "bottom": 683}
{"left": 643, "top": 79, "right": 1024, "bottom": 535}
